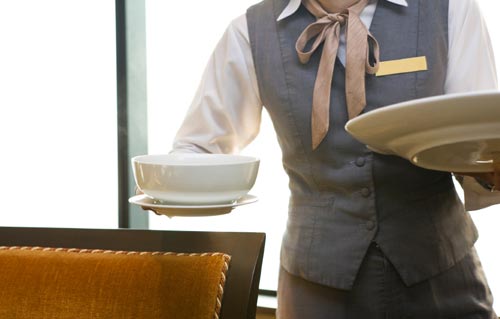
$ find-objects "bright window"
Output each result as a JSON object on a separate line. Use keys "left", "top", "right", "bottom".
{"left": 0, "top": 0, "right": 118, "bottom": 229}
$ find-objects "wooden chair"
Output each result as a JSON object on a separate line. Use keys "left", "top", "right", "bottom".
{"left": 0, "top": 226, "right": 266, "bottom": 319}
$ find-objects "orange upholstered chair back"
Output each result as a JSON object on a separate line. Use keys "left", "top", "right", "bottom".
{"left": 0, "top": 227, "right": 266, "bottom": 319}
{"left": 0, "top": 246, "right": 230, "bottom": 319}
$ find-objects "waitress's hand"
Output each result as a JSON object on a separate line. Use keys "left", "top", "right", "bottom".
{"left": 456, "top": 171, "right": 499, "bottom": 192}
{"left": 135, "top": 188, "right": 164, "bottom": 216}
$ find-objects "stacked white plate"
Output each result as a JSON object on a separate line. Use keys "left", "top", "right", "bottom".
{"left": 345, "top": 91, "right": 500, "bottom": 173}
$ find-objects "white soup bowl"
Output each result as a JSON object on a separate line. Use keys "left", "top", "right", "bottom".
{"left": 132, "top": 153, "right": 260, "bottom": 204}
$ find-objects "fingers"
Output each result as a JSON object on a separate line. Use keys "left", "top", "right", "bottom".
{"left": 141, "top": 206, "right": 162, "bottom": 215}
{"left": 494, "top": 169, "right": 500, "bottom": 191}
{"left": 494, "top": 158, "right": 500, "bottom": 189}
{"left": 455, "top": 172, "right": 496, "bottom": 192}
{"left": 455, "top": 172, "right": 493, "bottom": 182}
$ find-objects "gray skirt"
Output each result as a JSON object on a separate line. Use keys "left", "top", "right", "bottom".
{"left": 277, "top": 243, "right": 496, "bottom": 319}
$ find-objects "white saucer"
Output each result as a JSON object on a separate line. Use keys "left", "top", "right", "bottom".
{"left": 128, "top": 194, "right": 258, "bottom": 217}
{"left": 345, "top": 91, "right": 500, "bottom": 173}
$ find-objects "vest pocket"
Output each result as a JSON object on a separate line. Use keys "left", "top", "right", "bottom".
{"left": 281, "top": 198, "right": 335, "bottom": 277}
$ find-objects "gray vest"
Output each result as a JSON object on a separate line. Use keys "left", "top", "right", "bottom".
{"left": 247, "top": 0, "right": 478, "bottom": 289}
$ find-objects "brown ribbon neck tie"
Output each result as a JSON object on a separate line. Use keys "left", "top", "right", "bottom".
{"left": 296, "top": 0, "right": 380, "bottom": 150}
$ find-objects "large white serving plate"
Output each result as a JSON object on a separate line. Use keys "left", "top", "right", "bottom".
{"left": 345, "top": 91, "right": 500, "bottom": 173}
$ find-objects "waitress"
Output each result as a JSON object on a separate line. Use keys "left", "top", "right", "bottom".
{"left": 170, "top": 0, "right": 500, "bottom": 317}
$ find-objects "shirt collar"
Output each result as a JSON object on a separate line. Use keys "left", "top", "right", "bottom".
{"left": 277, "top": 0, "right": 408, "bottom": 21}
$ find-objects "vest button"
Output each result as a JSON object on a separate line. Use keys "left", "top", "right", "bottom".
{"left": 366, "top": 220, "right": 376, "bottom": 230}
{"left": 361, "top": 187, "right": 371, "bottom": 197}
{"left": 355, "top": 157, "right": 366, "bottom": 167}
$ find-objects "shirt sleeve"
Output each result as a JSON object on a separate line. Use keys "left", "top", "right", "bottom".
{"left": 446, "top": 0, "right": 497, "bottom": 92}
{"left": 447, "top": 0, "right": 500, "bottom": 210}
{"left": 172, "top": 14, "right": 263, "bottom": 154}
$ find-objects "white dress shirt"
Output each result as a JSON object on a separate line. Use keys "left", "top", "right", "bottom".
{"left": 173, "top": 0, "right": 499, "bottom": 210}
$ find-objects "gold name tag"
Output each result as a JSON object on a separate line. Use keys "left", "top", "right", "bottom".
{"left": 376, "top": 56, "right": 428, "bottom": 77}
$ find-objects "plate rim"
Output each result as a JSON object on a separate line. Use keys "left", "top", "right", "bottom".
{"left": 346, "top": 90, "right": 499, "bottom": 131}
{"left": 344, "top": 90, "right": 500, "bottom": 172}
{"left": 128, "top": 194, "right": 258, "bottom": 210}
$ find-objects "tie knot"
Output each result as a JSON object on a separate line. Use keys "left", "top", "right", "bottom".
{"left": 327, "top": 13, "right": 347, "bottom": 25}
